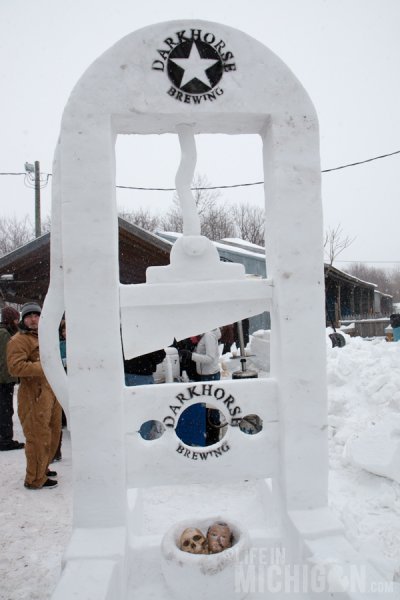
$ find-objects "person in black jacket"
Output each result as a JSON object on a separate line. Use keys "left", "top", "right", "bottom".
{"left": 124, "top": 349, "right": 166, "bottom": 386}
{"left": 173, "top": 336, "right": 200, "bottom": 381}
{"left": 390, "top": 314, "right": 400, "bottom": 342}
{"left": 0, "top": 306, "right": 25, "bottom": 451}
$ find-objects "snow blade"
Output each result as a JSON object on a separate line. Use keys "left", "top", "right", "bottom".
{"left": 329, "top": 332, "right": 346, "bottom": 348}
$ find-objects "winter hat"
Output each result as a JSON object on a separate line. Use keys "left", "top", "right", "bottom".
{"left": 1, "top": 306, "right": 20, "bottom": 325}
{"left": 21, "top": 302, "right": 42, "bottom": 320}
{"left": 390, "top": 314, "right": 400, "bottom": 329}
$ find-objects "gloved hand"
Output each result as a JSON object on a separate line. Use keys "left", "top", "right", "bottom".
{"left": 178, "top": 349, "right": 192, "bottom": 361}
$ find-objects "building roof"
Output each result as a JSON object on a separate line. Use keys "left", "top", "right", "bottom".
{"left": 324, "top": 263, "right": 377, "bottom": 289}
{"left": 219, "top": 237, "right": 265, "bottom": 255}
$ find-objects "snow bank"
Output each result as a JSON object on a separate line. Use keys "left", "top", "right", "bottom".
{"left": 327, "top": 334, "right": 400, "bottom": 582}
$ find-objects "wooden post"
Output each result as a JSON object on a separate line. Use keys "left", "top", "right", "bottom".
{"left": 34, "top": 161, "right": 41, "bottom": 238}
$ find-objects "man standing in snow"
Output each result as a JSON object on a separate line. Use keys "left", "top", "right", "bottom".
{"left": 0, "top": 306, "right": 25, "bottom": 451}
{"left": 7, "top": 302, "right": 62, "bottom": 490}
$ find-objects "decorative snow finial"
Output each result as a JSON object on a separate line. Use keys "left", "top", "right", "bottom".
{"left": 175, "top": 124, "right": 201, "bottom": 237}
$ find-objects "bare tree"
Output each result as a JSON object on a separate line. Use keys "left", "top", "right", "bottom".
{"left": 191, "top": 175, "right": 224, "bottom": 223}
{"left": 390, "top": 268, "right": 400, "bottom": 303}
{"left": 347, "top": 263, "right": 400, "bottom": 301}
{"left": 324, "top": 224, "right": 355, "bottom": 265}
{"left": 160, "top": 200, "right": 183, "bottom": 233}
{"left": 41, "top": 214, "right": 52, "bottom": 233}
{"left": 0, "top": 215, "right": 34, "bottom": 257}
{"left": 231, "top": 203, "right": 265, "bottom": 246}
{"left": 202, "top": 202, "right": 235, "bottom": 240}
{"left": 119, "top": 207, "right": 161, "bottom": 232}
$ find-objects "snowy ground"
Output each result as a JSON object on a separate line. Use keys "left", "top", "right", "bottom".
{"left": 1, "top": 333, "right": 400, "bottom": 599}
{"left": 0, "top": 424, "right": 72, "bottom": 600}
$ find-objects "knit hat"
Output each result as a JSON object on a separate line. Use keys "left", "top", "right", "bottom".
{"left": 21, "top": 302, "right": 42, "bottom": 320}
{"left": 1, "top": 306, "right": 20, "bottom": 325}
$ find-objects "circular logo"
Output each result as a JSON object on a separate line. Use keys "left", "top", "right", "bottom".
{"left": 167, "top": 39, "right": 223, "bottom": 95}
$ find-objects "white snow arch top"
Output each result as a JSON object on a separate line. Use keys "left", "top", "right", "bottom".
{"left": 42, "top": 20, "right": 326, "bottom": 531}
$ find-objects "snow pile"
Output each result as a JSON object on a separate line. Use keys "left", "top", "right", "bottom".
{"left": 327, "top": 333, "right": 400, "bottom": 581}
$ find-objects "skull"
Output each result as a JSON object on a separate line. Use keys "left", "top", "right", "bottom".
{"left": 179, "top": 528, "right": 208, "bottom": 554}
{"left": 206, "top": 522, "right": 233, "bottom": 554}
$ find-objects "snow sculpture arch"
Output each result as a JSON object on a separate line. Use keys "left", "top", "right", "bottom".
{"left": 39, "top": 19, "right": 391, "bottom": 600}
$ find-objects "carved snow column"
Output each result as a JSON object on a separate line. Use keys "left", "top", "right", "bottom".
{"left": 263, "top": 116, "right": 328, "bottom": 511}
{"left": 60, "top": 113, "right": 126, "bottom": 527}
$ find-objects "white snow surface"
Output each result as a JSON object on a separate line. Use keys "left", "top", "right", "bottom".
{"left": 1, "top": 332, "right": 400, "bottom": 599}
{"left": 222, "top": 237, "right": 264, "bottom": 248}
{"left": 156, "top": 231, "right": 267, "bottom": 260}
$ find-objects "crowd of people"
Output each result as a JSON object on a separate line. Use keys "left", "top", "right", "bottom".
{"left": 0, "top": 298, "right": 253, "bottom": 488}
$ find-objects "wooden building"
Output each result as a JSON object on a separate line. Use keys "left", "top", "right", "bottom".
{"left": 324, "top": 264, "right": 392, "bottom": 325}
{"left": 0, "top": 219, "right": 170, "bottom": 305}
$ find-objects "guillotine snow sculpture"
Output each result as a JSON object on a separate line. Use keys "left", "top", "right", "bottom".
{"left": 39, "top": 19, "right": 394, "bottom": 600}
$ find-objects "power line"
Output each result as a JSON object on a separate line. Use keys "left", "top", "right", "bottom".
{"left": 336, "top": 260, "right": 400, "bottom": 264}
{"left": 1, "top": 148, "right": 399, "bottom": 191}
{"left": 321, "top": 149, "right": 400, "bottom": 173}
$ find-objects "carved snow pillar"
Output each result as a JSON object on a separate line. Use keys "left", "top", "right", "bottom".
{"left": 263, "top": 115, "right": 327, "bottom": 510}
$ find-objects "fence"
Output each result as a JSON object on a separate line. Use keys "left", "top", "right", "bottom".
{"left": 340, "top": 318, "right": 390, "bottom": 338}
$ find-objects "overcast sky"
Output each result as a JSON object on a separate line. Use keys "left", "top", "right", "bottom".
{"left": 1, "top": 0, "right": 399, "bottom": 269}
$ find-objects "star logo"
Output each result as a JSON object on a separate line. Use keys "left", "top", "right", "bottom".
{"left": 167, "top": 39, "right": 223, "bottom": 94}
{"left": 169, "top": 42, "right": 219, "bottom": 89}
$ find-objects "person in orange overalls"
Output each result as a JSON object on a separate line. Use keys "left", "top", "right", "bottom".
{"left": 7, "top": 302, "right": 61, "bottom": 490}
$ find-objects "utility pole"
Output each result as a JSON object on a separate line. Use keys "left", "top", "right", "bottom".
{"left": 24, "top": 161, "right": 42, "bottom": 237}
{"left": 34, "top": 160, "right": 41, "bottom": 237}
